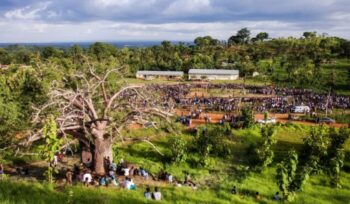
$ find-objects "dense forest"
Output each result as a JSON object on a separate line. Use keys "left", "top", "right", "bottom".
{"left": 1, "top": 28, "right": 350, "bottom": 79}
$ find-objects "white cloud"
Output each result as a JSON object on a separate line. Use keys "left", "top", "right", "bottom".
{"left": 0, "top": 0, "right": 349, "bottom": 42}
{"left": 96, "top": 0, "right": 133, "bottom": 7}
{"left": 1, "top": 19, "right": 349, "bottom": 43}
{"left": 164, "top": 0, "right": 212, "bottom": 16}
{"left": 4, "top": 2, "right": 50, "bottom": 20}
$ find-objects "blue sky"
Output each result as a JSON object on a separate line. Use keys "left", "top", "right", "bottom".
{"left": 0, "top": 0, "right": 349, "bottom": 42}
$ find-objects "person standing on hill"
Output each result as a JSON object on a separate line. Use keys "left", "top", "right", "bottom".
{"left": 0, "top": 163, "right": 4, "bottom": 179}
{"left": 65, "top": 169, "right": 73, "bottom": 184}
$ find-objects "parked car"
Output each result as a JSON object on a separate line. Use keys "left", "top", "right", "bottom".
{"left": 318, "top": 117, "right": 335, "bottom": 124}
{"left": 291, "top": 106, "right": 310, "bottom": 113}
{"left": 257, "top": 118, "right": 277, "bottom": 124}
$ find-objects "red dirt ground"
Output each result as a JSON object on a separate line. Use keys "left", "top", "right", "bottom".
{"left": 176, "top": 109, "right": 348, "bottom": 128}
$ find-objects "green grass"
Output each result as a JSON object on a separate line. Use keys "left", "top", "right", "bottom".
{"left": 2, "top": 165, "right": 350, "bottom": 204}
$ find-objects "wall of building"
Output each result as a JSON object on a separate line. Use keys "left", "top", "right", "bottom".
{"left": 189, "top": 74, "right": 238, "bottom": 80}
{"left": 136, "top": 74, "right": 183, "bottom": 80}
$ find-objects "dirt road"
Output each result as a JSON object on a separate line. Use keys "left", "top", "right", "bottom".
{"left": 175, "top": 109, "right": 348, "bottom": 128}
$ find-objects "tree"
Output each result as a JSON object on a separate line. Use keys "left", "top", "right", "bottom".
{"left": 301, "top": 125, "right": 330, "bottom": 170}
{"left": 237, "top": 28, "right": 251, "bottom": 44}
{"left": 0, "top": 48, "right": 11, "bottom": 64}
{"left": 169, "top": 137, "right": 187, "bottom": 163}
{"left": 195, "top": 125, "right": 231, "bottom": 158}
{"left": 41, "top": 47, "right": 63, "bottom": 59}
{"left": 68, "top": 44, "right": 84, "bottom": 65}
{"left": 228, "top": 28, "right": 251, "bottom": 45}
{"left": 303, "top": 31, "right": 317, "bottom": 39}
{"left": 290, "top": 126, "right": 329, "bottom": 192}
{"left": 255, "top": 32, "right": 269, "bottom": 42}
{"left": 326, "top": 128, "right": 350, "bottom": 188}
{"left": 27, "top": 60, "right": 174, "bottom": 174}
{"left": 241, "top": 107, "right": 254, "bottom": 128}
{"left": 276, "top": 150, "right": 299, "bottom": 201}
{"left": 38, "top": 115, "right": 61, "bottom": 183}
{"left": 255, "top": 125, "right": 277, "bottom": 170}
{"left": 0, "top": 65, "right": 51, "bottom": 152}
{"left": 88, "top": 42, "right": 117, "bottom": 62}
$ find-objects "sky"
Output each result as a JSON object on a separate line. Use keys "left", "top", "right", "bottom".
{"left": 0, "top": 0, "right": 349, "bottom": 43}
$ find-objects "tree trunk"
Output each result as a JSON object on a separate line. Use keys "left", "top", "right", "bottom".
{"left": 80, "top": 141, "right": 92, "bottom": 164}
{"left": 93, "top": 132, "right": 113, "bottom": 175}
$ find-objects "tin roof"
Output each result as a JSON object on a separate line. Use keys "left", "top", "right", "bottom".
{"left": 136, "top": 71, "right": 184, "bottom": 76}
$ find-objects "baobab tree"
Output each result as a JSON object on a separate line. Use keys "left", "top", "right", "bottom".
{"left": 25, "top": 62, "right": 174, "bottom": 174}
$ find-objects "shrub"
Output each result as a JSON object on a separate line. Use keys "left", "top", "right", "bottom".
{"left": 241, "top": 107, "right": 254, "bottom": 128}
{"left": 169, "top": 137, "right": 187, "bottom": 163}
{"left": 195, "top": 125, "right": 232, "bottom": 158}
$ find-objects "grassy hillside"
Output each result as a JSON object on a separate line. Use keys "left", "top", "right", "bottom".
{"left": 1, "top": 124, "right": 349, "bottom": 204}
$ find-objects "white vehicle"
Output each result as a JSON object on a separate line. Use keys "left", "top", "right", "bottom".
{"left": 291, "top": 106, "right": 310, "bottom": 113}
{"left": 257, "top": 118, "right": 276, "bottom": 124}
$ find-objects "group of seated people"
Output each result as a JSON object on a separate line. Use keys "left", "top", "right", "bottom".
{"left": 231, "top": 186, "right": 281, "bottom": 201}
{"left": 144, "top": 186, "right": 162, "bottom": 200}
{"left": 64, "top": 157, "right": 151, "bottom": 191}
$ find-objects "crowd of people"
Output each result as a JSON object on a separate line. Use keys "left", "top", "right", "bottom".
{"left": 62, "top": 157, "right": 153, "bottom": 190}
{"left": 155, "top": 84, "right": 350, "bottom": 113}
{"left": 114, "top": 83, "right": 350, "bottom": 120}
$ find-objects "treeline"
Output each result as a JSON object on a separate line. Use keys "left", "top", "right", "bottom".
{"left": 1, "top": 28, "right": 350, "bottom": 76}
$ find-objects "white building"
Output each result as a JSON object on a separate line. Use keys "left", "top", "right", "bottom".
{"left": 136, "top": 71, "right": 184, "bottom": 80}
{"left": 188, "top": 69, "right": 239, "bottom": 80}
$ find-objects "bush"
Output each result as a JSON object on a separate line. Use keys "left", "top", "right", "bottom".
{"left": 195, "top": 125, "right": 232, "bottom": 158}
{"left": 169, "top": 137, "right": 187, "bottom": 163}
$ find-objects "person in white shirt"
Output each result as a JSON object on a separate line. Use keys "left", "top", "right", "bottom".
{"left": 111, "top": 177, "right": 119, "bottom": 187}
{"left": 167, "top": 174, "right": 173, "bottom": 183}
{"left": 109, "top": 169, "right": 115, "bottom": 177}
{"left": 123, "top": 167, "right": 130, "bottom": 176}
{"left": 82, "top": 171, "right": 92, "bottom": 183}
{"left": 152, "top": 187, "right": 162, "bottom": 200}
{"left": 123, "top": 177, "right": 135, "bottom": 189}
{"left": 144, "top": 187, "right": 152, "bottom": 199}
{"left": 53, "top": 154, "right": 58, "bottom": 166}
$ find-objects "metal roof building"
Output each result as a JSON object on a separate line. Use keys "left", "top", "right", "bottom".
{"left": 188, "top": 69, "right": 239, "bottom": 80}
{"left": 136, "top": 70, "right": 184, "bottom": 80}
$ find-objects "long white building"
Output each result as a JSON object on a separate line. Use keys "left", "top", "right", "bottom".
{"left": 136, "top": 70, "right": 184, "bottom": 80}
{"left": 188, "top": 69, "right": 239, "bottom": 80}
